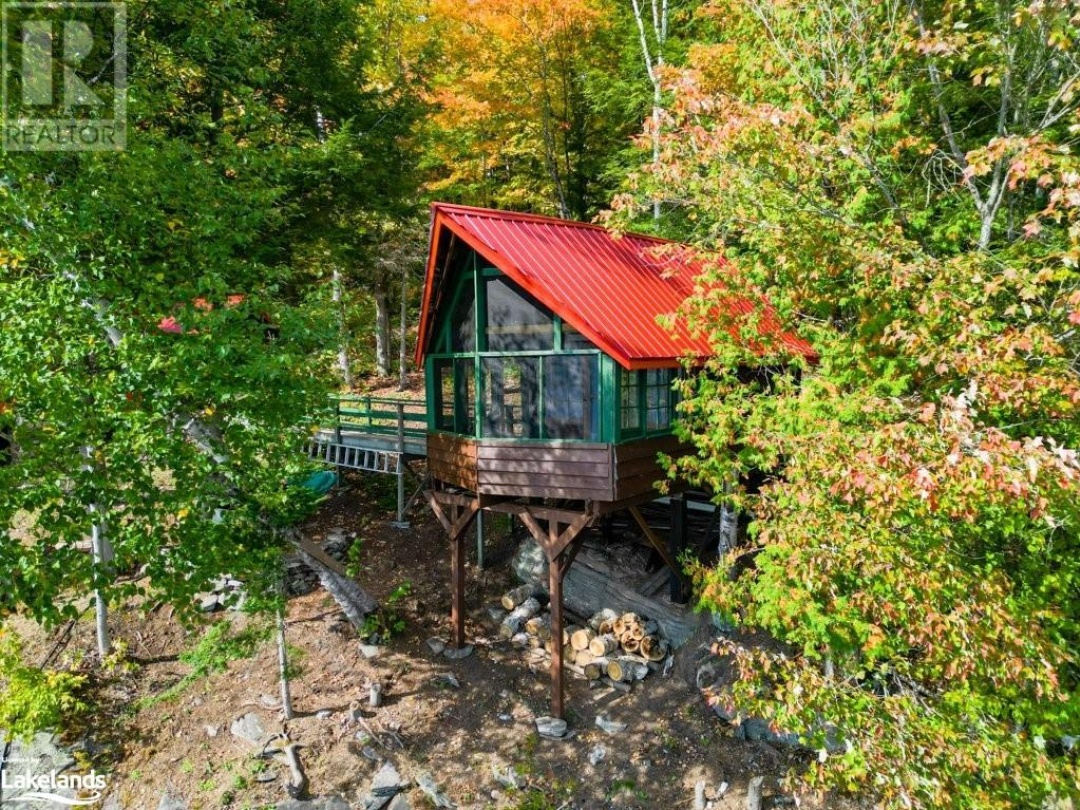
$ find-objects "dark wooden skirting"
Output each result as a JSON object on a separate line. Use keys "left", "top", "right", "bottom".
{"left": 476, "top": 441, "right": 613, "bottom": 501}
{"left": 613, "top": 434, "right": 686, "bottom": 502}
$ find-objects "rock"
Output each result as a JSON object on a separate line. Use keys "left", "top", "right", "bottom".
{"left": 497, "top": 713, "right": 512, "bottom": 722}
{"left": 158, "top": 791, "right": 188, "bottom": 810}
{"left": 434, "top": 673, "right": 461, "bottom": 689}
{"left": 361, "top": 746, "right": 382, "bottom": 761}
{"left": 255, "top": 771, "right": 278, "bottom": 783}
{"left": 362, "top": 762, "right": 404, "bottom": 810}
{"left": 588, "top": 745, "right": 607, "bottom": 766}
{"left": 359, "top": 644, "right": 382, "bottom": 659}
{"left": 1, "top": 733, "right": 78, "bottom": 805}
{"left": 204, "top": 725, "right": 219, "bottom": 737}
{"left": 275, "top": 798, "right": 351, "bottom": 810}
{"left": 386, "top": 796, "right": 411, "bottom": 810}
{"left": 535, "top": 716, "right": 568, "bottom": 738}
{"left": 316, "top": 710, "right": 333, "bottom": 720}
{"left": 230, "top": 712, "right": 266, "bottom": 746}
{"left": 738, "top": 718, "right": 800, "bottom": 748}
{"left": 595, "top": 714, "right": 627, "bottom": 735}
{"left": 492, "top": 763, "right": 526, "bottom": 790}
{"left": 198, "top": 594, "right": 222, "bottom": 612}
{"left": 426, "top": 637, "right": 447, "bottom": 655}
{"left": 416, "top": 772, "right": 454, "bottom": 808}
{"left": 443, "top": 645, "right": 473, "bottom": 660}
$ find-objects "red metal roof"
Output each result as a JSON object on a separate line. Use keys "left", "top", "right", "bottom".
{"left": 417, "top": 203, "right": 816, "bottom": 370}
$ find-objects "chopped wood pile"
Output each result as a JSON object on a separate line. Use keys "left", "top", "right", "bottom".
{"left": 497, "top": 587, "right": 671, "bottom": 689}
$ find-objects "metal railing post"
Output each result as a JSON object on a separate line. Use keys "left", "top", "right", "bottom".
{"left": 392, "top": 402, "right": 409, "bottom": 529}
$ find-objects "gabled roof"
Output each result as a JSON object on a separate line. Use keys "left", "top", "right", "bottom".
{"left": 416, "top": 203, "right": 816, "bottom": 370}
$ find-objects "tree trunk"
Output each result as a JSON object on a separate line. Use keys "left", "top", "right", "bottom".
{"left": 289, "top": 533, "right": 377, "bottom": 628}
{"left": 277, "top": 606, "right": 294, "bottom": 720}
{"left": 374, "top": 287, "right": 391, "bottom": 378}
{"left": 332, "top": 268, "right": 353, "bottom": 389}
{"left": 91, "top": 522, "right": 112, "bottom": 656}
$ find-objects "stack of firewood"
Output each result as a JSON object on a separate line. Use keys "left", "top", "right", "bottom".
{"left": 497, "top": 588, "right": 670, "bottom": 686}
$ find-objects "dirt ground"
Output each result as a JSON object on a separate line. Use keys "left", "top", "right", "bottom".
{"left": 21, "top": 472, "right": 857, "bottom": 810}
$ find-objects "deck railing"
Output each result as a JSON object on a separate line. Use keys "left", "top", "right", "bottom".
{"left": 332, "top": 394, "right": 428, "bottom": 439}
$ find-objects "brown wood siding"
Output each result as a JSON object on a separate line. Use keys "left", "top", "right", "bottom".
{"left": 613, "top": 435, "right": 686, "bottom": 502}
{"left": 476, "top": 441, "right": 614, "bottom": 501}
{"left": 427, "top": 432, "right": 479, "bottom": 491}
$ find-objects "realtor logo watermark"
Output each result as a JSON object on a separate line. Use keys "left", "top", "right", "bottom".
{"left": 2, "top": 755, "right": 107, "bottom": 806}
{"left": 2, "top": 1, "right": 127, "bottom": 151}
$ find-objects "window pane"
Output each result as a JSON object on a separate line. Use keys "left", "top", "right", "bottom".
{"left": 544, "top": 355, "right": 599, "bottom": 441}
{"left": 621, "top": 370, "right": 641, "bottom": 431}
{"left": 482, "top": 357, "right": 540, "bottom": 439}
{"left": 434, "top": 359, "right": 454, "bottom": 431}
{"left": 645, "top": 369, "right": 672, "bottom": 432}
{"left": 561, "top": 322, "right": 596, "bottom": 351}
{"left": 450, "top": 281, "right": 476, "bottom": 353}
{"left": 485, "top": 277, "right": 553, "bottom": 352}
{"left": 454, "top": 357, "right": 476, "bottom": 435}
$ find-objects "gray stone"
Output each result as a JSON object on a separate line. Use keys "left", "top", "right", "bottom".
{"left": 1, "top": 733, "right": 78, "bottom": 805}
{"left": 230, "top": 712, "right": 266, "bottom": 745}
{"left": 737, "top": 717, "right": 800, "bottom": 748}
{"left": 535, "top": 716, "right": 568, "bottom": 738}
{"left": 359, "top": 644, "right": 382, "bottom": 659}
{"left": 198, "top": 594, "right": 222, "bottom": 612}
{"left": 386, "top": 796, "right": 411, "bottom": 810}
{"left": 595, "top": 714, "right": 627, "bottom": 735}
{"left": 442, "top": 645, "right": 473, "bottom": 660}
{"left": 158, "top": 790, "right": 188, "bottom": 810}
{"left": 315, "top": 710, "right": 333, "bottom": 720}
{"left": 204, "top": 725, "right": 219, "bottom": 737}
{"left": 588, "top": 745, "right": 607, "bottom": 766}
{"left": 363, "top": 762, "right": 405, "bottom": 810}
{"left": 425, "top": 637, "right": 446, "bottom": 655}
{"left": 416, "top": 772, "right": 454, "bottom": 808}
{"left": 276, "top": 798, "right": 351, "bottom": 810}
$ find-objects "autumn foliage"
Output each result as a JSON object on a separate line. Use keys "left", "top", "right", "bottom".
{"left": 612, "top": 0, "right": 1080, "bottom": 806}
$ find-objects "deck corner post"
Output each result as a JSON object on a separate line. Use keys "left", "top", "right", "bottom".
{"left": 392, "top": 402, "right": 409, "bottom": 529}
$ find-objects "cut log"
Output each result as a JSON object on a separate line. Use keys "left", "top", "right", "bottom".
{"left": 629, "top": 622, "right": 646, "bottom": 641}
{"left": 570, "top": 627, "right": 596, "bottom": 652}
{"left": 511, "top": 632, "right": 529, "bottom": 648}
{"left": 499, "top": 597, "right": 542, "bottom": 639}
{"left": 588, "top": 634, "right": 618, "bottom": 657}
{"left": 574, "top": 650, "right": 594, "bottom": 668}
{"left": 501, "top": 584, "right": 545, "bottom": 611}
{"left": 563, "top": 624, "right": 581, "bottom": 646}
{"left": 588, "top": 608, "right": 618, "bottom": 631}
{"left": 607, "top": 657, "right": 648, "bottom": 683}
{"left": 643, "top": 637, "right": 669, "bottom": 662}
{"left": 528, "top": 635, "right": 543, "bottom": 649}
{"left": 621, "top": 637, "right": 641, "bottom": 655}
{"left": 598, "top": 619, "right": 615, "bottom": 636}
{"left": 525, "top": 615, "right": 550, "bottom": 640}
{"left": 584, "top": 657, "right": 608, "bottom": 680}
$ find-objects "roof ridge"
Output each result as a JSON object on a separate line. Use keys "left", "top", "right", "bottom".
{"left": 430, "top": 202, "right": 675, "bottom": 246}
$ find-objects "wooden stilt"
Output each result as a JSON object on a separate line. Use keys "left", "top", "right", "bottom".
{"left": 425, "top": 490, "right": 480, "bottom": 649}
{"left": 517, "top": 506, "right": 594, "bottom": 719}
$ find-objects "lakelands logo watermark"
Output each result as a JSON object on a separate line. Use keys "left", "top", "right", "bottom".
{"left": 1, "top": 761, "right": 107, "bottom": 806}
{"left": 1, "top": 1, "right": 127, "bottom": 151}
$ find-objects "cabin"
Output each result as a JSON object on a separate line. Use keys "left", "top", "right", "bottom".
{"left": 416, "top": 203, "right": 814, "bottom": 718}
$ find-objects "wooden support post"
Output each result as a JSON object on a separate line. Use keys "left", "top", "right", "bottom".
{"left": 517, "top": 506, "right": 593, "bottom": 720}
{"left": 425, "top": 491, "right": 480, "bottom": 649}
{"left": 670, "top": 494, "right": 690, "bottom": 604}
{"left": 549, "top": 547, "right": 566, "bottom": 720}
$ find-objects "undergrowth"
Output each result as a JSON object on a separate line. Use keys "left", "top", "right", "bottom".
{"left": 137, "top": 619, "right": 270, "bottom": 709}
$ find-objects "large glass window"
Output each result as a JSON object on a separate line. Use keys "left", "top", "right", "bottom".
{"left": 544, "top": 355, "right": 599, "bottom": 440}
{"left": 485, "top": 277, "right": 553, "bottom": 352}
{"left": 450, "top": 280, "right": 476, "bottom": 353}
{"left": 561, "top": 322, "right": 595, "bottom": 351}
{"left": 482, "top": 357, "right": 540, "bottom": 439}
{"left": 645, "top": 369, "right": 672, "bottom": 431}
{"left": 433, "top": 358, "right": 476, "bottom": 434}
{"left": 621, "top": 370, "right": 641, "bottom": 433}
{"left": 434, "top": 358, "right": 455, "bottom": 431}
